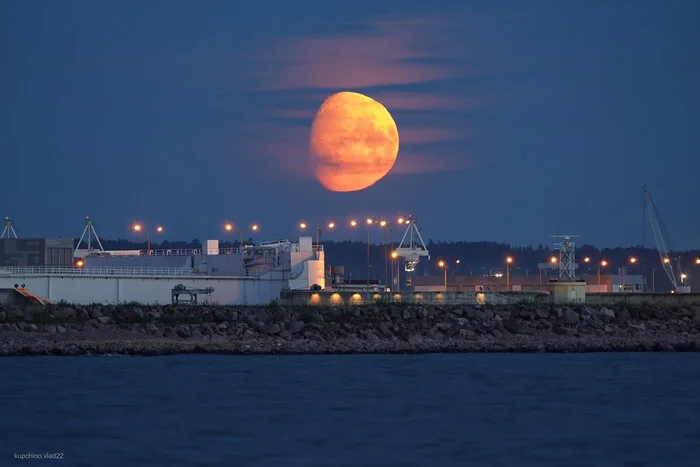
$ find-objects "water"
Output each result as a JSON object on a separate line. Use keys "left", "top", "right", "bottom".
{"left": 1, "top": 353, "right": 699, "bottom": 467}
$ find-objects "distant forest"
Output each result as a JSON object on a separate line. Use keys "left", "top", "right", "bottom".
{"left": 90, "top": 238, "right": 698, "bottom": 291}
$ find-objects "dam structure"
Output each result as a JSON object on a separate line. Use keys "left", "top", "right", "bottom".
{"left": 0, "top": 236, "right": 325, "bottom": 306}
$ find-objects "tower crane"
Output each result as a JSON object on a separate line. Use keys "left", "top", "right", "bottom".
{"left": 395, "top": 215, "right": 430, "bottom": 272}
{"left": 643, "top": 185, "right": 679, "bottom": 291}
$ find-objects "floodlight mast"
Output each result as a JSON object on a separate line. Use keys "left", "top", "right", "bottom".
{"left": 1, "top": 216, "right": 18, "bottom": 239}
{"left": 74, "top": 216, "right": 105, "bottom": 256}
{"left": 395, "top": 215, "right": 430, "bottom": 272}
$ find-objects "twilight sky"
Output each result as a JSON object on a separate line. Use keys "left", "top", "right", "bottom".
{"left": 1, "top": 0, "right": 699, "bottom": 249}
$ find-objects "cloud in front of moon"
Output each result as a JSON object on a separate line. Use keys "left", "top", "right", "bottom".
{"left": 309, "top": 92, "right": 399, "bottom": 192}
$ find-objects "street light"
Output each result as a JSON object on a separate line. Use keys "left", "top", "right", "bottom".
{"left": 391, "top": 250, "right": 400, "bottom": 291}
{"left": 132, "top": 223, "right": 163, "bottom": 253}
{"left": 505, "top": 256, "right": 513, "bottom": 291}
{"left": 438, "top": 260, "right": 447, "bottom": 291}
{"left": 377, "top": 217, "right": 405, "bottom": 291}
{"left": 629, "top": 257, "right": 637, "bottom": 264}
{"left": 695, "top": 258, "right": 700, "bottom": 265}
{"left": 598, "top": 260, "right": 608, "bottom": 286}
{"left": 350, "top": 218, "right": 377, "bottom": 297}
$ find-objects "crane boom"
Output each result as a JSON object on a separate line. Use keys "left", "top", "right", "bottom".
{"left": 643, "top": 185, "right": 677, "bottom": 289}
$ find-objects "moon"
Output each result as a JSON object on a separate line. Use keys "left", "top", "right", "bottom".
{"left": 309, "top": 91, "right": 399, "bottom": 192}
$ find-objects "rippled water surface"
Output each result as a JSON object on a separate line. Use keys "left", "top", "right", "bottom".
{"left": 1, "top": 353, "right": 699, "bottom": 466}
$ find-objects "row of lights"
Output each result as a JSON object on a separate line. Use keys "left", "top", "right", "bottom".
{"left": 131, "top": 217, "right": 412, "bottom": 235}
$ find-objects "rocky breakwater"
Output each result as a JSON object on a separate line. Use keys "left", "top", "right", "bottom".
{"left": 1, "top": 302, "right": 699, "bottom": 356}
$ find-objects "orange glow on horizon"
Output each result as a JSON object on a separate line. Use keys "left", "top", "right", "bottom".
{"left": 309, "top": 92, "right": 399, "bottom": 192}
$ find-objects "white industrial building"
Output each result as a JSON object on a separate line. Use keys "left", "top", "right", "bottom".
{"left": 0, "top": 237, "right": 325, "bottom": 306}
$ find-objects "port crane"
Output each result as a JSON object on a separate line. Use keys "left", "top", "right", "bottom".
{"left": 395, "top": 215, "right": 430, "bottom": 272}
{"left": 643, "top": 185, "right": 681, "bottom": 292}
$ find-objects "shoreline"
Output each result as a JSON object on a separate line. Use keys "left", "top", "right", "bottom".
{"left": 1, "top": 302, "right": 699, "bottom": 356}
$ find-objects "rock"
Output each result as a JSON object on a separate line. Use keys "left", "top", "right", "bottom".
{"left": 416, "top": 307, "right": 428, "bottom": 319}
{"left": 561, "top": 309, "right": 580, "bottom": 326}
{"left": 97, "top": 316, "right": 112, "bottom": 324}
{"left": 535, "top": 309, "right": 550, "bottom": 319}
{"left": 503, "top": 319, "right": 522, "bottom": 334}
{"left": 214, "top": 309, "right": 229, "bottom": 322}
{"left": 616, "top": 308, "right": 631, "bottom": 324}
{"left": 465, "top": 307, "right": 481, "bottom": 319}
{"left": 402, "top": 309, "right": 412, "bottom": 320}
{"left": 174, "top": 324, "right": 191, "bottom": 338}
{"left": 265, "top": 324, "right": 281, "bottom": 335}
{"left": 88, "top": 307, "right": 103, "bottom": 319}
{"left": 287, "top": 321, "right": 305, "bottom": 334}
{"left": 0, "top": 311, "right": 6, "bottom": 322}
{"left": 53, "top": 307, "right": 77, "bottom": 320}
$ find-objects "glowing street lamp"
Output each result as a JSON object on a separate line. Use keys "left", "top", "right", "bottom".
{"left": 438, "top": 260, "right": 448, "bottom": 291}
{"left": 327, "top": 222, "right": 335, "bottom": 230}
{"left": 629, "top": 257, "right": 637, "bottom": 264}
{"left": 505, "top": 256, "right": 513, "bottom": 290}
{"left": 351, "top": 218, "right": 378, "bottom": 296}
{"left": 299, "top": 222, "right": 307, "bottom": 230}
{"left": 598, "top": 260, "right": 608, "bottom": 286}
{"left": 132, "top": 223, "right": 163, "bottom": 253}
{"left": 392, "top": 250, "right": 400, "bottom": 292}
{"left": 550, "top": 256, "right": 558, "bottom": 264}
{"left": 695, "top": 258, "right": 700, "bottom": 265}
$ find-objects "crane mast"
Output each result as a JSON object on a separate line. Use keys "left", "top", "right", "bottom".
{"left": 643, "top": 185, "right": 678, "bottom": 290}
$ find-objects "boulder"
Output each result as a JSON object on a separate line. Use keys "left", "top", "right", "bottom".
{"left": 561, "top": 309, "right": 580, "bottom": 326}
{"left": 615, "top": 308, "right": 631, "bottom": 324}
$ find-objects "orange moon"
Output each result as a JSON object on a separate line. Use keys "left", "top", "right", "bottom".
{"left": 309, "top": 92, "right": 399, "bottom": 192}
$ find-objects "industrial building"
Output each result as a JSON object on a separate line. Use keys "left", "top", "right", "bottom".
{"left": 0, "top": 235, "right": 325, "bottom": 306}
{"left": 0, "top": 238, "right": 74, "bottom": 267}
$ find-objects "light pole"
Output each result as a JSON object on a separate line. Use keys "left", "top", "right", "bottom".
{"left": 379, "top": 217, "right": 405, "bottom": 291}
{"left": 438, "top": 260, "right": 448, "bottom": 291}
{"left": 598, "top": 260, "right": 607, "bottom": 286}
{"left": 391, "top": 250, "right": 399, "bottom": 292}
{"left": 350, "top": 218, "right": 376, "bottom": 298}
{"left": 132, "top": 223, "right": 164, "bottom": 254}
{"left": 505, "top": 256, "right": 513, "bottom": 291}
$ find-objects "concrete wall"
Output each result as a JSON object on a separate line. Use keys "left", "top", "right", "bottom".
{"left": 281, "top": 290, "right": 549, "bottom": 306}
{"left": 0, "top": 275, "right": 284, "bottom": 305}
{"left": 587, "top": 293, "right": 700, "bottom": 307}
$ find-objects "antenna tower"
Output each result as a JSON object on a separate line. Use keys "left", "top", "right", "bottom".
{"left": 551, "top": 235, "right": 580, "bottom": 280}
{"left": 74, "top": 216, "right": 105, "bottom": 256}
{"left": 1, "top": 217, "right": 18, "bottom": 239}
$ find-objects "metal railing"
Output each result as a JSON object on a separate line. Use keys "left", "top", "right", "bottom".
{"left": 0, "top": 266, "right": 193, "bottom": 277}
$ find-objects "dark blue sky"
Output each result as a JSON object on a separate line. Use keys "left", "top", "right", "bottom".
{"left": 2, "top": 1, "right": 698, "bottom": 249}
